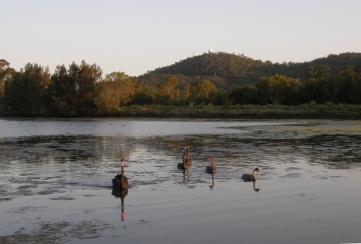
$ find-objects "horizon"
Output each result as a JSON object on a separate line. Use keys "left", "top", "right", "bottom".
{"left": 2, "top": 0, "right": 361, "bottom": 76}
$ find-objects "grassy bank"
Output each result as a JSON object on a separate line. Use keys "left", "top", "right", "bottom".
{"left": 118, "top": 103, "right": 361, "bottom": 119}
{"left": 1, "top": 102, "right": 361, "bottom": 119}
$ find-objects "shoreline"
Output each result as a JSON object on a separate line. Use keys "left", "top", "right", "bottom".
{"left": 1, "top": 104, "right": 361, "bottom": 119}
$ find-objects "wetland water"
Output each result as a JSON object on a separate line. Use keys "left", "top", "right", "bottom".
{"left": 1, "top": 118, "right": 361, "bottom": 244}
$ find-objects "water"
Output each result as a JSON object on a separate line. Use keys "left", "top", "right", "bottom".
{"left": 0, "top": 118, "right": 361, "bottom": 244}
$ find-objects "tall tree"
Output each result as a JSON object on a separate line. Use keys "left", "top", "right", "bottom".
{"left": 307, "top": 64, "right": 331, "bottom": 82}
{"left": 230, "top": 85, "right": 259, "bottom": 105}
{"left": 257, "top": 74, "right": 301, "bottom": 105}
{"left": 49, "top": 61, "right": 102, "bottom": 116}
{"left": 191, "top": 79, "right": 217, "bottom": 99}
{"left": 159, "top": 75, "right": 179, "bottom": 101}
{"left": 159, "top": 75, "right": 178, "bottom": 94}
{"left": 338, "top": 66, "right": 357, "bottom": 104}
{"left": 94, "top": 72, "right": 134, "bottom": 114}
{"left": 4, "top": 63, "right": 50, "bottom": 115}
{"left": 0, "top": 59, "right": 15, "bottom": 109}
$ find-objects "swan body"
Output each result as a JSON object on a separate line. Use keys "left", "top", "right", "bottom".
{"left": 112, "top": 159, "right": 129, "bottom": 189}
{"left": 177, "top": 153, "right": 188, "bottom": 169}
{"left": 112, "top": 172, "right": 129, "bottom": 189}
{"left": 241, "top": 168, "right": 260, "bottom": 181}
{"left": 206, "top": 156, "right": 216, "bottom": 174}
{"left": 184, "top": 146, "right": 192, "bottom": 165}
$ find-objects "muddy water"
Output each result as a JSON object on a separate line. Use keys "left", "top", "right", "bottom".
{"left": 1, "top": 118, "right": 361, "bottom": 244}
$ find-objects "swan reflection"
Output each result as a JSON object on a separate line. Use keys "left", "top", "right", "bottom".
{"left": 209, "top": 173, "right": 214, "bottom": 190}
{"left": 111, "top": 188, "right": 128, "bottom": 221}
{"left": 253, "top": 180, "right": 260, "bottom": 192}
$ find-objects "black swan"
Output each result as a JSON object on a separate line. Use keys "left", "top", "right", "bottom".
{"left": 184, "top": 146, "right": 192, "bottom": 165}
{"left": 241, "top": 167, "right": 260, "bottom": 181}
{"left": 177, "top": 153, "right": 188, "bottom": 169}
{"left": 112, "top": 159, "right": 129, "bottom": 189}
{"left": 206, "top": 156, "right": 216, "bottom": 174}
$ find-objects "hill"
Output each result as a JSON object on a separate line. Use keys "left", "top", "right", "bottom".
{"left": 138, "top": 52, "right": 361, "bottom": 91}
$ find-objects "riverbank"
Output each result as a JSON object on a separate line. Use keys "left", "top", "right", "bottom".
{"left": 117, "top": 103, "right": 361, "bottom": 119}
{"left": 1, "top": 103, "right": 361, "bottom": 119}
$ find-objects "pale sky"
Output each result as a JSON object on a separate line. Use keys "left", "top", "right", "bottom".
{"left": 2, "top": 0, "right": 361, "bottom": 76}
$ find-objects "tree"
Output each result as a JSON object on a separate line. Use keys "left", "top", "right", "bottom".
{"left": 49, "top": 61, "right": 102, "bottom": 116}
{"left": 191, "top": 79, "right": 217, "bottom": 99}
{"left": 3, "top": 63, "right": 50, "bottom": 115}
{"left": 338, "top": 66, "right": 357, "bottom": 104}
{"left": 182, "top": 83, "right": 190, "bottom": 99}
{"left": 189, "top": 79, "right": 218, "bottom": 105}
{"left": 257, "top": 75, "right": 302, "bottom": 105}
{"left": 159, "top": 75, "right": 178, "bottom": 95}
{"left": 132, "top": 92, "right": 153, "bottom": 105}
{"left": 306, "top": 64, "right": 331, "bottom": 82}
{"left": 0, "top": 59, "right": 15, "bottom": 109}
{"left": 230, "top": 85, "right": 259, "bottom": 105}
{"left": 94, "top": 72, "right": 134, "bottom": 114}
{"left": 210, "top": 89, "right": 229, "bottom": 106}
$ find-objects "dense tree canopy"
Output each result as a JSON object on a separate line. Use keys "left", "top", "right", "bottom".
{"left": 49, "top": 61, "right": 102, "bottom": 116}
{"left": 0, "top": 59, "right": 15, "bottom": 108}
{"left": 257, "top": 75, "right": 302, "bottom": 105}
{"left": 94, "top": 72, "right": 134, "bottom": 114}
{"left": 144, "top": 52, "right": 361, "bottom": 90}
{"left": 1, "top": 52, "right": 361, "bottom": 117}
{"left": 3, "top": 63, "right": 50, "bottom": 115}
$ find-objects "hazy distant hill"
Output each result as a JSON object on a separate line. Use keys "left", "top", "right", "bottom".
{"left": 139, "top": 52, "right": 361, "bottom": 91}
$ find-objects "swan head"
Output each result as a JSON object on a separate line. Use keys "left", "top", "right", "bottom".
{"left": 254, "top": 168, "right": 260, "bottom": 173}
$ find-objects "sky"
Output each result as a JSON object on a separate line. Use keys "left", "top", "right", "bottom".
{"left": 2, "top": 0, "right": 361, "bottom": 77}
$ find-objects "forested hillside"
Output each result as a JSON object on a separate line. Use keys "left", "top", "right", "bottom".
{"left": 140, "top": 52, "right": 361, "bottom": 90}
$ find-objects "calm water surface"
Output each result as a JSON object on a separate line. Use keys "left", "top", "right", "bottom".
{"left": 0, "top": 118, "right": 361, "bottom": 244}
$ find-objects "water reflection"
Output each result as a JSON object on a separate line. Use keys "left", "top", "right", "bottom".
{"left": 111, "top": 188, "right": 128, "bottom": 221}
{"left": 253, "top": 180, "right": 260, "bottom": 192}
{"left": 1, "top": 120, "right": 361, "bottom": 197}
{"left": 209, "top": 174, "right": 214, "bottom": 190}
{"left": 182, "top": 169, "right": 189, "bottom": 182}
{"left": 2, "top": 119, "right": 361, "bottom": 244}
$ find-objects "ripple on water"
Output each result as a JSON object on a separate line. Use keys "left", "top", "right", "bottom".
{"left": 281, "top": 173, "right": 302, "bottom": 178}
{"left": 49, "top": 196, "right": 76, "bottom": 201}
{"left": 1, "top": 119, "right": 361, "bottom": 243}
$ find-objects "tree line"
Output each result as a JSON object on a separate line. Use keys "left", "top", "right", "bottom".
{"left": 0, "top": 57, "right": 360, "bottom": 117}
{"left": 149, "top": 52, "right": 361, "bottom": 89}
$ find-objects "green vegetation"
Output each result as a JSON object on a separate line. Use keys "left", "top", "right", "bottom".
{"left": 1, "top": 52, "right": 361, "bottom": 118}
